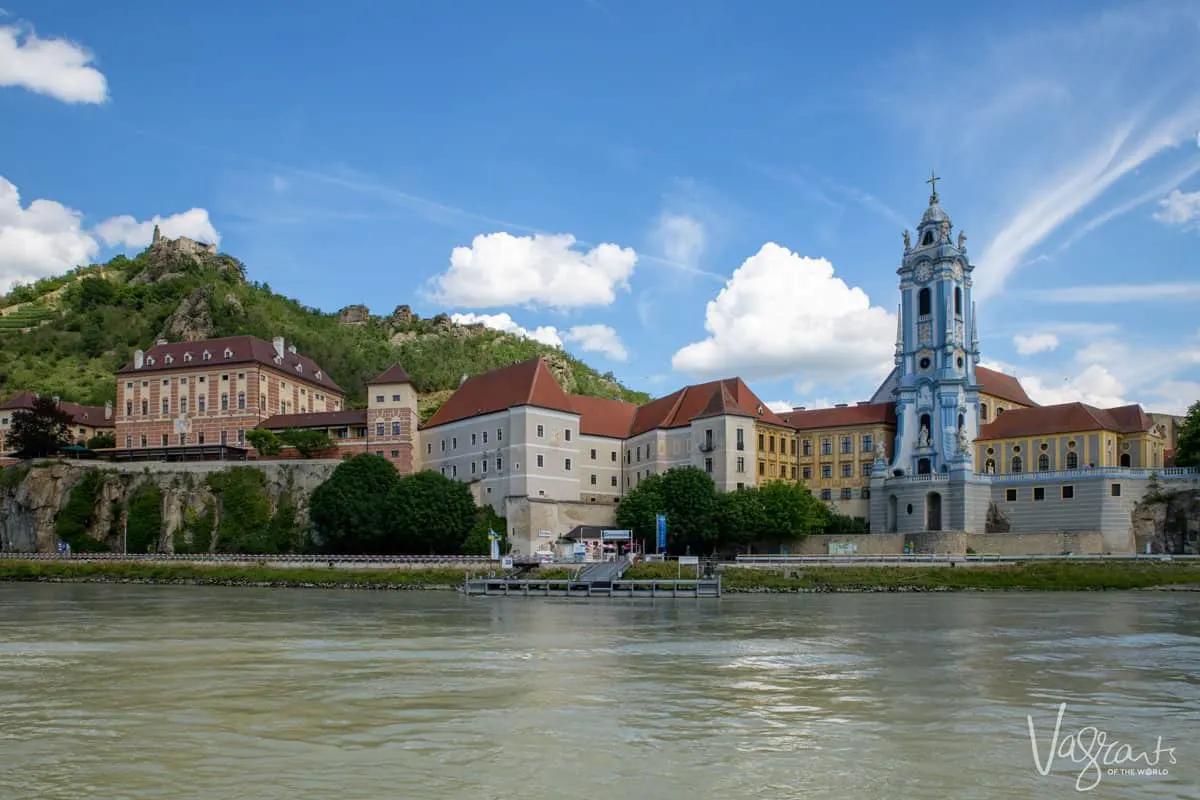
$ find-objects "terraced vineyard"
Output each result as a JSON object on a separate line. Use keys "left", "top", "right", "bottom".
{"left": 0, "top": 305, "right": 54, "bottom": 332}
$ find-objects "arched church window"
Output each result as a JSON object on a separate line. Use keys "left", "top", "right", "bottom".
{"left": 1038, "top": 454, "right": 1049, "bottom": 471}
{"left": 980, "top": 403, "right": 989, "bottom": 421}
{"left": 1011, "top": 456, "right": 1023, "bottom": 473}
{"left": 1120, "top": 453, "right": 1131, "bottom": 467}
{"left": 918, "top": 288, "right": 931, "bottom": 317}
{"left": 1066, "top": 452, "right": 1079, "bottom": 470}
{"left": 957, "top": 414, "right": 964, "bottom": 430}
{"left": 954, "top": 286, "right": 962, "bottom": 316}
{"left": 984, "top": 458, "right": 995, "bottom": 473}
{"left": 919, "top": 413, "right": 931, "bottom": 437}
{"left": 921, "top": 230, "right": 933, "bottom": 247}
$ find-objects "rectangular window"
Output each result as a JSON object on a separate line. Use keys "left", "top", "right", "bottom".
{"left": 790, "top": 465, "right": 797, "bottom": 479}
{"left": 221, "top": 374, "right": 228, "bottom": 382}
{"left": 220, "top": 430, "right": 228, "bottom": 446}
{"left": 1111, "top": 483, "right": 1121, "bottom": 497}
{"left": 736, "top": 457, "right": 745, "bottom": 473}
{"left": 496, "top": 457, "right": 503, "bottom": 471}
{"left": 481, "top": 459, "right": 487, "bottom": 473}
{"left": 452, "top": 465, "right": 457, "bottom": 477}
{"left": 820, "top": 489, "right": 831, "bottom": 500}
{"left": 758, "top": 433, "right": 765, "bottom": 450}
{"left": 610, "top": 475, "right": 617, "bottom": 486}
{"left": 125, "top": 435, "right": 132, "bottom": 448}
{"left": 821, "top": 465, "right": 832, "bottom": 479}
{"left": 862, "top": 435, "right": 873, "bottom": 453}
{"left": 1061, "top": 485, "right": 1074, "bottom": 500}
{"left": 564, "top": 458, "right": 572, "bottom": 471}
{"left": 426, "top": 442, "right": 432, "bottom": 454}
{"left": 841, "top": 436, "right": 852, "bottom": 454}
{"left": 803, "top": 439, "right": 812, "bottom": 456}
{"left": 625, "top": 449, "right": 631, "bottom": 464}
{"left": 391, "top": 450, "right": 399, "bottom": 458}
{"left": 497, "top": 428, "right": 502, "bottom": 441}
{"left": 1033, "top": 487, "right": 1046, "bottom": 501}
{"left": 590, "top": 474, "right": 597, "bottom": 485}
{"left": 590, "top": 448, "right": 597, "bottom": 459}
{"left": 198, "top": 397, "right": 206, "bottom": 412}
{"left": 860, "top": 487, "right": 870, "bottom": 499}
{"left": 161, "top": 434, "right": 168, "bottom": 447}
{"left": 471, "top": 462, "right": 476, "bottom": 474}
{"left": 140, "top": 434, "right": 147, "bottom": 448}
{"left": 704, "top": 457, "right": 713, "bottom": 474}
{"left": 758, "top": 462, "right": 765, "bottom": 475}
{"left": 162, "top": 399, "right": 169, "bottom": 414}
{"left": 564, "top": 429, "right": 572, "bottom": 442}
{"left": 471, "top": 433, "right": 477, "bottom": 446}
{"left": 237, "top": 393, "right": 246, "bottom": 410}
{"left": 440, "top": 439, "right": 446, "bottom": 452}
{"left": 536, "top": 424, "right": 544, "bottom": 438}
{"left": 841, "top": 463, "right": 852, "bottom": 477}
{"left": 198, "top": 432, "right": 205, "bottom": 445}
{"left": 736, "top": 428, "right": 745, "bottom": 451}
{"left": 237, "top": 429, "right": 245, "bottom": 445}
{"left": 451, "top": 437, "right": 457, "bottom": 449}
{"left": 392, "top": 394, "right": 401, "bottom": 402}
{"left": 375, "top": 395, "right": 384, "bottom": 403}
{"left": 841, "top": 488, "right": 853, "bottom": 500}
{"left": 636, "top": 445, "right": 642, "bottom": 461}
{"left": 220, "top": 394, "right": 229, "bottom": 411}
{"left": 376, "top": 423, "right": 385, "bottom": 437}
{"left": 392, "top": 422, "right": 400, "bottom": 436}
{"left": 125, "top": 402, "right": 133, "bottom": 417}
{"left": 861, "top": 463, "right": 872, "bottom": 477}
{"left": 790, "top": 439, "right": 796, "bottom": 456}
{"left": 769, "top": 435, "right": 775, "bottom": 453}
{"left": 536, "top": 454, "right": 544, "bottom": 468}
{"left": 180, "top": 398, "right": 188, "bottom": 414}
{"left": 141, "top": 400, "right": 148, "bottom": 415}
{"left": 821, "top": 438, "right": 832, "bottom": 455}
{"left": 482, "top": 431, "right": 488, "bottom": 444}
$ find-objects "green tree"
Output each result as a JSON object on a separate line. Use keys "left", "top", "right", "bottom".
{"left": 615, "top": 473, "right": 665, "bottom": 551}
{"left": 279, "top": 428, "right": 333, "bottom": 458}
{"left": 125, "top": 483, "right": 164, "bottom": 553}
{"left": 1175, "top": 400, "right": 1200, "bottom": 468}
{"left": 55, "top": 472, "right": 110, "bottom": 552}
{"left": 246, "top": 428, "right": 281, "bottom": 456}
{"left": 7, "top": 396, "right": 72, "bottom": 457}
{"left": 758, "top": 481, "right": 827, "bottom": 542}
{"left": 659, "top": 467, "right": 720, "bottom": 554}
{"left": 717, "top": 486, "right": 768, "bottom": 550}
{"left": 86, "top": 432, "right": 116, "bottom": 450}
{"left": 462, "top": 505, "right": 509, "bottom": 555}
{"left": 385, "top": 470, "right": 478, "bottom": 554}
{"left": 309, "top": 454, "right": 400, "bottom": 552}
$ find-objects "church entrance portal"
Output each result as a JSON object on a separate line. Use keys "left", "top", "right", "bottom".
{"left": 917, "top": 458, "right": 932, "bottom": 475}
{"left": 926, "top": 491, "right": 942, "bottom": 531}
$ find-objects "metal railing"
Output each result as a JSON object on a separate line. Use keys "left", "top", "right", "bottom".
{"left": 734, "top": 553, "right": 1200, "bottom": 564}
{"left": 0, "top": 552, "right": 535, "bottom": 564}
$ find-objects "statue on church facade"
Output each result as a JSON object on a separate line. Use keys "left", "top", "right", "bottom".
{"left": 957, "top": 425, "right": 971, "bottom": 453}
{"left": 918, "top": 384, "right": 932, "bottom": 409}
{"left": 918, "top": 424, "right": 930, "bottom": 448}
{"left": 940, "top": 218, "right": 951, "bottom": 242}
{"left": 957, "top": 231, "right": 967, "bottom": 249}
{"left": 874, "top": 439, "right": 886, "bottom": 461}
{"left": 903, "top": 230, "right": 911, "bottom": 250}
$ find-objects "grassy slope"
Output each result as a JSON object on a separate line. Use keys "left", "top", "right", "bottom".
{"left": 0, "top": 250, "right": 650, "bottom": 412}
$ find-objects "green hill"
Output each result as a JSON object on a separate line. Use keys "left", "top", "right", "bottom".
{"left": 0, "top": 241, "right": 649, "bottom": 421}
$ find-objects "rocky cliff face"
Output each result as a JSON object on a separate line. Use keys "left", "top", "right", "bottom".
{"left": 0, "top": 461, "right": 336, "bottom": 553}
{"left": 1133, "top": 488, "right": 1200, "bottom": 554}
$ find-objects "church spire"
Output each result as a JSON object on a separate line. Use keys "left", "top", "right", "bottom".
{"left": 926, "top": 170, "right": 940, "bottom": 205}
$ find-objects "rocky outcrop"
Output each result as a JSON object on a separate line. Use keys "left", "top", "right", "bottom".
{"left": 337, "top": 304, "right": 371, "bottom": 325}
{"left": 159, "top": 287, "right": 214, "bottom": 342}
{"left": 391, "top": 304, "right": 414, "bottom": 324}
{"left": 1133, "top": 488, "right": 1200, "bottom": 554}
{"left": 0, "top": 461, "right": 336, "bottom": 553}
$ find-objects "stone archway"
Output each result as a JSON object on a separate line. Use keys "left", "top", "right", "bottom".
{"left": 926, "top": 491, "right": 942, "bottom": 532}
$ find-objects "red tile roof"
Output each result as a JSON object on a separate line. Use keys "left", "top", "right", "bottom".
{"left": 422, "top": 358, "right": 576, "bottom": 430}
{"left": 0, "top": 390, "right": 113, "bottom": 429}
{"left": 976, "top": 402, "right": 1154, "bottom": 441}
{"left": 976, "top": 366, "right": 1036, "bottom": 407}
{"left": 116, "top": 335, "right": 343, "bottom": 393}
{"left": 781, "top": 402, "right": 896, "bottom": 431}
{"left": 260, "top": 410, "right": 368, "bottom": 430}
{"left": 569, "top": 394, "right": 638, "bottom": 439}
{"left": 628, "top": 378, "right": 785, "bottom": 437}
{"left": 367, "top": 363, "right": 412, "bottom": 386}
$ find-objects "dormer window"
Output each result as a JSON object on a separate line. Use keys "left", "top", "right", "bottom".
{"left": 223, "top": 348, "right": 233, "bottom": 358}
{"left": 295, "top": 363, "right": 303, "bottom": 374}
{"left": 202, "top": 350, "right": 211, "bottom": 361}
{"left": 756, "top": 405, "right": 764, "bottom": 416}
{"left": 274, "top": 355, "right": 282, "bottom": 365}
{"left": 183, "top": 352, "right": 192, "bottom": 362}
{"left": 164, "top": 355, "right": 173, "bottom": 364}
{"left": 315, "top": 370, "right": 322, "bottom": 380}
{"left": 145, "top": 356, "right": 155, "bottom": 365}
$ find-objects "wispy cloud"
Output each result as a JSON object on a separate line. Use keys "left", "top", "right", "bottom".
{"left": 747, "top": 162, "right": 907, "bottom": 227}
{"left": 1030, "top": 282, "right": 1200, "bottom": 303}
{"left": 873, "top": 2, "right": 1200, "bottom": 300}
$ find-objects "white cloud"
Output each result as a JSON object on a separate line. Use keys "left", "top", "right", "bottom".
{"left": 1012, "top": 332, "right": 1059, "bottom": 355}
{"left": 765, "top": 400, "right": 794, "bottom": 414}
{"left": 1153, "top": 188, "right": 1200, "bottom": 226}
{"left": 563, "top": 324, "right": 628, "bottom": 361}
{"left": 0, "top": 175, "right": 98, "bottom": 292}
{"left": 94, "top": 208, "right": 221, "bottom": 249}
{"left": 650, "top": 213, "right": 706, "bottom": 266}
{"left": 431, "top": 232, "right": 637, "bottom": 309}
{"left": 671, "top": 243, "right": 895, "bottom": 385}
{"left": 1030, "top": 282, "right": 1200, "bottom": 303}
{"left": 450, "top": 312, "right": 563, "bottom": 347}
{"left": 1018, "top": 365, "right": 1128, "bottom": 409}
{"left": 0, "top": 23, "right": 107, "bottom": 103}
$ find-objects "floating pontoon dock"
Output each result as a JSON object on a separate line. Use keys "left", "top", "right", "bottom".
{"left": 462, "top": 577, "right": 721, "bottom": 598}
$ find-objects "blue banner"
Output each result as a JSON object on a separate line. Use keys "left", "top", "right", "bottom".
{"left": 656, "top": 514, "right": 667, "bottom": 552}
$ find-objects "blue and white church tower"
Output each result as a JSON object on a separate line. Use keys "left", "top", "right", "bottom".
{"left": 870, "top": 175, "right": 989, "bottom": 533}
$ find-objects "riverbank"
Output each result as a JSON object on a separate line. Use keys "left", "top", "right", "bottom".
{"left": 2, "top": 559, "right": 1200, "bottom": 592}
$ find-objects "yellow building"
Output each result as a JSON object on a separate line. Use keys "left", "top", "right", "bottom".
{"left": 755, "top": 419, "right": 798, "bottom": 483}
{"left": 975, "top": 402, "right": 1166, "bottom": 474}
{"left": 780, "top": 402, "right": 895, "bottom": 519}
{"left": 976, "top": 365, "right": 1037, "bottom": 423}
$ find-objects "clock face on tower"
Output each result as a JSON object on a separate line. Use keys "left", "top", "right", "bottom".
{"left": 915, "top": 262, "right": 932, "bottom": 283}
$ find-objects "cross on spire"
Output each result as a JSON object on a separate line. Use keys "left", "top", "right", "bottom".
{"left": 926, "top": 170, "right": 940, "bottom": 204}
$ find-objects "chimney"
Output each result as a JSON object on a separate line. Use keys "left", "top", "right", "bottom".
{"left": 288, "top": 344, "right": 297, "bottom": 354}
{"left": 272, "top": 336, "right": 285, "bottom": 359}
{"left": 104, "top": 400, "right": 113, "bottom": 420}
{"left": 835, "top": 403, "right": 849, "bottom": 408}
{"left": 134, "top": 349, "right": 144, "bottom": 369}
{"left": 460, "top": 374, "right": 469, "bottom": 386}
{"left": 857, "top": 401, "right": 871, "bottom": 406}
{"left": 795, "top": 406, "right": 806, "bottom": 411}
{"left": 155, "top": 337, "right": 167, "bottom": 346}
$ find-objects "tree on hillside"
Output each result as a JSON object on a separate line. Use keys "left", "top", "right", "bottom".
{"left": 7, "top": 396, "right": 73, "bottom": 457}
{"left": 385, "top": 470, "right": 478, "bottom": 554}
{"left": 309, "top": 454, "right": 400, "bottom": 552}
{"left": 1175, "top": 401, "right": 1200, "bottom": 469}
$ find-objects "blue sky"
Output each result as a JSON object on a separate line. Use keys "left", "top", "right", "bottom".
{"left": 2, "top": 0, "right": 1200, "bottom": 414}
